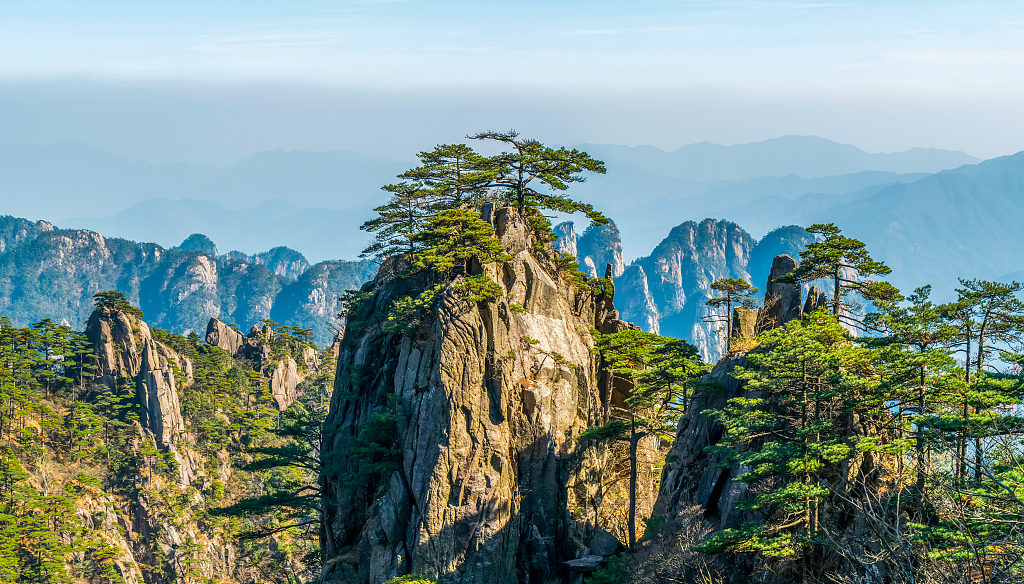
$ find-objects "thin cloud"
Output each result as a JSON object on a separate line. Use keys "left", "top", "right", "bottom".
{"left": 561, "top": 29, "right": 619, "bottom": 36}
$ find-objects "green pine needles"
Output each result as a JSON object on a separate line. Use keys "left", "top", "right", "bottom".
{"left": 361, "top": 131, "right": 609, "bottom": 338}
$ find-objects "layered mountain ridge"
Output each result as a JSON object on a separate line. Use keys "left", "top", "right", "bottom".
{"left": 555, "top": 218, "right": 814, "bottom": 361}
{"left": 0, "top": 216, "right": 376, "bottom": 344}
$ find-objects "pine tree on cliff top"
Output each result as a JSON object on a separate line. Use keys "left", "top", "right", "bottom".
{"left": 468, "top": 130, "right": 609, "bottom": 226}
{"left": 705, "top": 277, "right": 758, "bottom": 353}
{"left": 780, "top": 223, "right": 900, "bottom": 330}
{"left": 361, "top": 132, "right": 609, "bottom": 266}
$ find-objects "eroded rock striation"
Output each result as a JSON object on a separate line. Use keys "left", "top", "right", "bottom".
{"left": 322, "top": 207, "right": 640, "bottom": 584}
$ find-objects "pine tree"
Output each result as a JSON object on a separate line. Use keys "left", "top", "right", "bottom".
{"left": 412, "top": 207, "right": 512, "bottom": 278}
{"left": 781, "top": 223, "right": 900, "bottom": 329}
{"left": 701, "top": 312, "right": 879, "bottom": 561}
{"left": 939, "top": 279, "right": 1024, "bottom": 482}
{"left": 581, "top": 330, "right": 705, "bottom": 549}
{"left": 867, "top": 285, "right": 959, "bottom": 516}
{"left": 398, "top": 143, "right": 495, "bottom": 208}
{"left": 468, "top": 130, "right": 608, "bottom": 226}
{"left": 360, "top": 182, "right": 432, "bottom": 262}
{"left": 704, "top": 277, "right": 758, "bottom": 352}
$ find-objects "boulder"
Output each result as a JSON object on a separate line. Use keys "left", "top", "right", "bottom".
{"left": 590, "top": 528, "right": 623, "bottom": 556}
{"left": 763, "top": 254, "right": 802, "bottom": 329}
{"left": 205, "top": 318, "right": 244, "bottom": 356}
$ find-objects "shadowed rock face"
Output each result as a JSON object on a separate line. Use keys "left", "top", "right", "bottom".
{"left": 762, "top": 254, "right": 802, "bottom": 328}
{"left": 321, "top": 207, "right": 640, "bottom": 584}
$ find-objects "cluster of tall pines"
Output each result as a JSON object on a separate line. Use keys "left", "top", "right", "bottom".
{"left": 609, "top": 223, "right": 1024, "bottom": 584}
{"left": 0, "top": 291, "right": 332, "bottom": 583}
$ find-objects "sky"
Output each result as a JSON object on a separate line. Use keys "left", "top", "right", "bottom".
{"left": 1, "top": 0, "right": 1023, "bottom": 164}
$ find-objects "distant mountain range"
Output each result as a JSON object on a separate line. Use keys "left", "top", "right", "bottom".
{"left": 0, "top": 218, "right": 376, "bottom": 344}
{"left": 4, "top": 134, "right": 1022, "bottom": 310}
{"left": 576, "top": 136, "right": 977, "bottom": 182}
{"left": 0, "top": 135, "right": 983, "bottom": 262}
{"left": 64, "top": 198, "right": 376, "bottom": 263}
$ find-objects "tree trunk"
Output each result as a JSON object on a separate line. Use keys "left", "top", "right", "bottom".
{"left": 916, "top": 365, "right": 926, "bottom": 518}
{"left": 628, "top": 417, "right": 638, "bottom": 551}
{"left": 974, "top": 317, "right": 988, "bottom": 482}
{"left": 832, "top": 268, "right": 841, "bottom": 316}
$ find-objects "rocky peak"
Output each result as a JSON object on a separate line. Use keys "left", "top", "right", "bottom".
{"left": 175, "top": 233, "right": 218, "bottom": 257}
{"left": 86, "top": 306, "right": 190, "bottom": 448}
{"left": 762, "top": 254, "right": 802, "bottom": 328}
{"left": 554, "top": 220, "right": 626, "bottom": 279}
{"left": 553, "top": 221, "right": 578, "bottom": 257}
{"left": 614, "top": 221, "right": 813, "bottom": 362}
{"left": 223, "top": 246, "right": 310, "bottom": 280}
{"left": 321, "top": 206, "right": 641, "bottom": 583}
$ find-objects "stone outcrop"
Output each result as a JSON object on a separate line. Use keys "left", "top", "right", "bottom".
{"left": 206, "top": 317, "right": 245, "bottom": 354}
{"left": 803, "top": 284, "right": 828, "bottom": 314}
{"left": 654, "top": 353, "right": 752, "bottom": 530}
{"left": 206, "top": 317, "right": 318, "bottom": 411}
{"left": 87, "top": 307, "right": 189, "bottom": 447}
{"left": 762, "top": 254, "right": 802, "bottom": 328}
{"left": 269, "top": 357, "right": 304, "bottom": 410}
{"left": 321, "top": 207, "right": 640, "bottom": 584}
{"left": 731, "top": 306, "right": 758, "bottom": 339}
{"left": 615, "top": 264, "right": 659, "bottom": 333}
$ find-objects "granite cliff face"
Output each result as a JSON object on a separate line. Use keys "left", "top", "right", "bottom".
{"left": 83, "top": 307, "right": 253, "bottom": 583}
{"left": 88, "top": 307, "right": 191, "bottom": 447}
{"left": 0, "top": 216, "right": 375, "bottom": 344}
{"left": 553, "top": 220, "right": 625, "bottom": 279}
{"left": 322, "top": 207, "right": 640, "bottom": 584}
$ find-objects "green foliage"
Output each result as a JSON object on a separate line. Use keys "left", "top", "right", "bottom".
{"left": 384, "top": 284, "right": 444, "bottom": 336}
{"left": 452, "top": 274, "right": 502, "bottom": 302}
{"left": 387, "top": 576, "right": 440, "bottom": 584}
{"left": 93, "top": 290, "right": 143, "bottom": 319}
{"left": 704, "top": 312, "right": 874, "bottom": 557}
{"left": 781, "top": 223, "right": 901, "bottom": 326}
{"left": 412, "top": 207, "right": 511, "bottom": 277}
{"left": 345, "top": 408, "right": 401, "bottom": 495}
{"left": 588, "top": 329, "right": 706, "bottom": 549}
{"left": 468, "top": 130, "right": 608, "bottom": 225}
{"left": 585, "top": 555, "right": 628, "bottom": 584}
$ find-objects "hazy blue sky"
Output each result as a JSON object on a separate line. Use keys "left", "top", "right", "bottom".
{"left": 1, "top": 1, "right": 1022, "bottom": 164}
